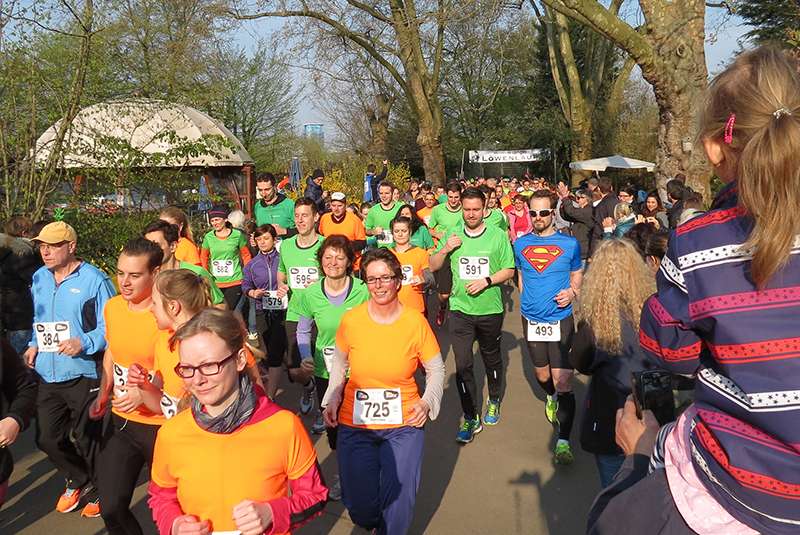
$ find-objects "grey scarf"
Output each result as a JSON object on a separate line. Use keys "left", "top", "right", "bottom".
{"left": 191, "top": 373, "right": 258, "bottom": 434}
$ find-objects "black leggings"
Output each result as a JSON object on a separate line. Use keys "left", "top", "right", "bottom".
{"left": 256, "top": 310, "right": 287, "bottom": 367}
{"left": 96, "top": 414, "right": 159, "bottom": 535}
{"left": 314, "top": 376, "right": 337, "bottom": 450}
{"left": 221, "top": 285, "right": 243, "bottom": 311}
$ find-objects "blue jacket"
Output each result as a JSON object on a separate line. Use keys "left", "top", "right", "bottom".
{"left": 29, "top": 261, "right": 116, "bottom": 383}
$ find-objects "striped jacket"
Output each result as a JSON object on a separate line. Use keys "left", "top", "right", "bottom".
{"left": 640, "top": 181, "right": 800, "bottom": 534}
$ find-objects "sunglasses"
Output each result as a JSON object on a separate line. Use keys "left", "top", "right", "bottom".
{"left": 529, "top": 209, "right": 553, "bottom": 218}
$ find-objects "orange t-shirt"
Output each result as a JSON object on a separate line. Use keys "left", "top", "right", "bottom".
{"left": 153, "top": 329, "right": 258, "bottom": 419}
{"left": 390, "top": 246, "right": 429, "bottom": 314}
{"left": 336, "top": 303, "right": 440, "bottom": 429}
{"left": 174, "top": 237, "right": 200, "bottom": 266}
{"left": 416, "top": 206, "right": 433, "bottom": 228}
{"left": 104, "top": 295, "right": 162, "bottom": 425}
{"left": 151, "top": 402, "right": 317, "bottom": 533}
{"left": 319, "top": 211, "right": 366, "bottom": 267}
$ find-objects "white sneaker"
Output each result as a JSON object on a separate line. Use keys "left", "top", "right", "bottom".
{"left": 328, "top": 475, "right": 341, "bottom": 501}
{"left": 299, "top": 379, "right": 316, "bottom": 415}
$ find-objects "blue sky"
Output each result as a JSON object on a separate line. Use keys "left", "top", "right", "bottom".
{"left": 236, "top": 8, "right": 752, "bottom": 133}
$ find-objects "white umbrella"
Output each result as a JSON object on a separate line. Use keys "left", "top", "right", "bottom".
{"left": 569, "top": 154, "right": 655, "bottom": 172}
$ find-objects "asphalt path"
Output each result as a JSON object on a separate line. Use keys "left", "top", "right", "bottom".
{"left": 1, "top": 286, "right": 600, "bottom": 535}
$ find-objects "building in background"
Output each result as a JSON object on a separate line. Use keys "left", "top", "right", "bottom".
{"left": 303, "top": 123, "right": 325, "bottom": 145}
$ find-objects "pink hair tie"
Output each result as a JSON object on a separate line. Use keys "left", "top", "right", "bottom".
{"left": 724, "top": 113, "right": 736, "bottom": 145}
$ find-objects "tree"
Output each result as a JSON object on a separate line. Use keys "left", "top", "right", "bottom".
{"left": 738, "top": 0, "right": 799, "bottom": 52}
{"left": 530, "top": 1, "right": 634, "bottom": 183}
{"left": 538, "top": 0, "right": 711, "bottom": 197}
{"left": 0, "top": 0, "right": 97, "bottom": 220}
{"left": 229, "top": 0, "right": 491, "bottom": 185}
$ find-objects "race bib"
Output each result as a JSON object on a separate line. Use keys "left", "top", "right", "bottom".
{"left": 113, "top": 363, "right": 155, "bottom": 388}
{"left": 261, "top": 290, "right": 288, "bottom": 310}
{"left": 288, "top": 266, "right": 319, "bottom": 289}
{"left": 322, "top": 346, "right": 335, "bottom": 373}
{"left": 377, "top": 231, "right": 393, "bottom": 245}
{"left": 34, "top": 321, "right": 70, "bottom": 352}
{"left": 458, "top": 256, "right": 489, "bottom": 280}
{"left": 211, "top": 259, "right": 235, "bottom": 277}
{"left": 352, "top": 388, "right": 403, "bottom": 426}
{"left": 423, "top": 216, "right": 431, "bottom": 226}
{"left": 527, "top": 320, "right": 561, "bottom": 342}
{"left": 160, "top": 392, "right": 181, "bottom": 419}
{"left": 401, "top": 264, "right": 414, "bottom": 286}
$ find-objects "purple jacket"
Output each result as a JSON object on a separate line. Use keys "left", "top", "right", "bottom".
{"left": 242, "top": 249, "right": 280, "bottom": 311}
{"left": 640, "top": 181, "right": 800, "bottom": 533}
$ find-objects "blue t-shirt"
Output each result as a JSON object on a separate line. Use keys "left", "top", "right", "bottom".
{"left": 514, "top": 231, "right": 582, "bottom": 322}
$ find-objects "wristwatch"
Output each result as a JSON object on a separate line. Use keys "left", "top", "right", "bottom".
{"left": 485, "top": 276, "right": 493, "bottom": 288}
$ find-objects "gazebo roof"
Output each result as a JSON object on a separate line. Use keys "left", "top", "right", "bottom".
{"left": 34, "top": 98, "right": 253, "bottom": 169}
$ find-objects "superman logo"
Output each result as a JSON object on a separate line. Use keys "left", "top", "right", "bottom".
{"left": 522, "top": 245, "right": 563, "bottom": 273}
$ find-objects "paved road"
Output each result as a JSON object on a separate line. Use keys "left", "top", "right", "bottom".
{"left": 1, "top": 288, "right": 601, "bottom": 535}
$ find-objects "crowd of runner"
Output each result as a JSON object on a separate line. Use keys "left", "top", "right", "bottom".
{"left": 0, "top": 45, "right": 798, "bottom": 535}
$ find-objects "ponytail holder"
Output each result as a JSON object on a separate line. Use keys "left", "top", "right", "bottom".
{"left": 774, "top": 107, "right": 792, "bottom": 119}
{"left": 723, "top": 113, "right": 736, "bottom": 145}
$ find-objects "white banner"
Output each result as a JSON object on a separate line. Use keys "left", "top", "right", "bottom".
{"left": 468, "top": 149, "right": 546, "bottom": 163}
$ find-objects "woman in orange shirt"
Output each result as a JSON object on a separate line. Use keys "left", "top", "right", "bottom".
{"left": 148, "top": 309, "right": 327, "bottom": 535}
{"left": 321, "top": 248, "right": 445, "bottom": 534}
{"left": 160, "top": 207, "right": 200, "bottom": 266}
{"left": 389, "top": 216, "right": 432, "bottom": 315}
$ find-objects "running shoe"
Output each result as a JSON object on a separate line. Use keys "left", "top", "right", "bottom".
{"left": 545, "top": 394, "right": 559, "bottom": 425}
{"left": 311, "top": 412, "right": 325, "bottom": 434}
{"left": 554, "top": 441, "right": 574, "bottom": 465}
{"left": 483, "top": 399, "right": 501, "bottom": 426}
{"left": 56, "top": 484, "right": 82, "bottom": 513}
{"left": 80, "top": 499, "right": 101, "bottom": 518}
{"left": 300, "top": 378, "right": 316, "bottom": 415}
{"left": 455, "top": 417, "right": 483, "bottom": 444}
{"left": 328, "top": 475, "right": 342, "bottom": 501}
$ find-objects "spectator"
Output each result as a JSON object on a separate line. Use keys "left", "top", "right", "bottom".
{"left": 590, "top": 178, "right": 616, "bottom": 254}
{"left": 365, "top": 160, "right": 388, "bottom": 203}
{"left": 675, "top": 191, "right": 706, "bottom": 225}
{"left": 0, "top": 216, "right": 42, "bottom": 355}
{"left": 557, "top": 184, "right": 593, "bottom": 265}
{"left": 569, "top": 239, "right": 656, "bottom": 488}
{"left": 638, "top": 191, "right": 669, "bottom": 230}
{"left": 304, "top": 169, "right": 328, "bottom": 214}
{"left": 665, "top": 179, "right": 690, "bottom": 229}
{"left": 602, "top": 203, "right": 636, "bottom": 239}
{"left": 600, "top": 46, "right": 800, "bottom": 535}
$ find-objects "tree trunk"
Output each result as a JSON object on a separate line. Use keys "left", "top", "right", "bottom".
{"left": 368, "top": 93, "right": 393, "bottom": 160}
{"left": 417, "top": 120, "right": 447, "bottom": 185}
{"left": 570, "top": 117, "right": 593, "bottom": 185}
{"left": 639, "top": 1, "right": 710, "bottom": 199}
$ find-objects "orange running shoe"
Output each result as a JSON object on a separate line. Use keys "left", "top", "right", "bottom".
{"left": 56, "top": 486, "right": 82, "bottom": 513}
{"left": 81, "top": 499, "right": 101, "bottom": 518}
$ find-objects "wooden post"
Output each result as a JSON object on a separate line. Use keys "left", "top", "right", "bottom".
{"left": 243, "top": 164, "right": 254, "bottom": 218}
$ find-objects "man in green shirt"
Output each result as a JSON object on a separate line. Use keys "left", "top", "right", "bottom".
{"left": 429, "top": 187, "right": 515, "bottom": 444}
{"left": 364, "top": 180, "right": 403, "bottom": 248}
{"left": 428, "top": 181, "right": 463, "bottom": 325}
{"left": 277, "top": 197, "right": 322, "bottom": 414}
{"left": 142, "top": 220, "right": 226, "bottom": 307}
{"left": 253, "top": 172, "right": 296, "bottom": 237}
{"left": 480, "top": 184, "right": 509, "bottom": 232}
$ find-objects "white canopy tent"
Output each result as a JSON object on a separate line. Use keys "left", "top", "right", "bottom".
{"left": 34, "top": 99, "right": 253, "bottom": 168}
{"left": 569, "top": 154, "right": 655, "bottom": 173}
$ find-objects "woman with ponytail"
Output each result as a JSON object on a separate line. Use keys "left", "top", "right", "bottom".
{"left": 591, "top": 47, "right": 800, "bottom": 535}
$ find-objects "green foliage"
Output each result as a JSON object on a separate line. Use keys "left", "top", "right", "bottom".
{"left": 738, "top": 0, "right": 800, "bottom": 50}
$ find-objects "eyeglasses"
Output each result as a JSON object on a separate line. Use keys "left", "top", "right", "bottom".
{"left": 529, "top": 209, "right": 553, "bottom": 218}
{"left": 365, "top": 275, "right": 396, "bottom": 286}
{"left": 38, "top": 241, "right": 69, "bottom": 251}
{"left": 174, "top": 351, "right": 238, "bottom": 379}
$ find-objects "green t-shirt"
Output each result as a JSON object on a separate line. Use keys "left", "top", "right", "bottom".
{"left": 278, "top": 235, "right": 323, "bottom": 321}
{"left": 253, "top": 196, "right": 296, "bottom": 229}
{"left": 296, "top": 277, "right": 369, "bottom": 378}
{"left": 387, "top": 225, "right": 434, "bottom": 250}
{"left": 365, "top": 202, "right": 403, "bottom": 247}
{"left": 178, "top": 261, "right": 225, "bottom": 305}
{"left": 201, "top": 228, "right": 248, "bottom": 284}
{"left": 485, "top": 208, "right": 509, "bottom": 231}
{"left": 429, "top": 204, "right": 463, "bottom": 237}
{"left": 437, "top": 224, "right": 514, "bottom": 315}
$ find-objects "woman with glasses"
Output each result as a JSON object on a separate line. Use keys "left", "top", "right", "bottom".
{"left": 321, "top": 248, "right": 445, "bottom": 534}
{"left": 148, "top": 308, "right": 327, "bottom": 535}
{"left": 295, "top": 235, "right": 369, "bottom": 499}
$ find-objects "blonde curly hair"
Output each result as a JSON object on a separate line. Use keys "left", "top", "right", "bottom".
{"left": 577, "top": 239, "right": 655, "bottom": 353}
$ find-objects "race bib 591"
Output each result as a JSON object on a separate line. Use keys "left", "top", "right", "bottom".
{"left": 458, "top": 256, "right": 489, "bottom": 280}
